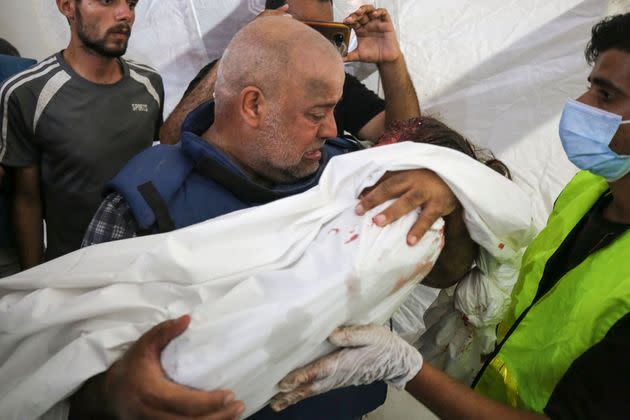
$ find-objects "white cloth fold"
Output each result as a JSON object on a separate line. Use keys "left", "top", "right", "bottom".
{"left": 0, "top": 143, "right": 534, "bottom": 419}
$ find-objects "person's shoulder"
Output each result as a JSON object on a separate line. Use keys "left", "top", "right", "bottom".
{"left": 125, "top": 58, "right": 162, "bottom": 82}
{"left": 105, "top": 143, "right": 194, "bottom": 231}
{"left": 110, "top": 143, "right": 190, "bottom": 187}
{"left": 106, "top": 143, "right": 188, "bottom": 205}
{"left": 124, "top": 58, "right": 164, "bottom": 104}
{"left": 0, "top": 54, "right": 64, "bottom": 99}
{"left": 126, "top": 142, "right": 181, "bottom": 167}
{"left": 0, "top": 53, "right": 67, "bottom": 115}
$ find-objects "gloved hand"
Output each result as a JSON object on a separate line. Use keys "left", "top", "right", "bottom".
{"left": 270, "top": 324, "right": 423, "bottom": 411}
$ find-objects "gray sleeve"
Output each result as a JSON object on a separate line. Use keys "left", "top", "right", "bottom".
{"left": 153, "top": 72, "right": 165, "bottom": 131}
{"left": 127, "top": 62, "right": 165, "bottom": 140}
{"left": 144, "top": 70, "right": 164, "bottom": 138}
{"left": 0, "top": 87, "right": 38, "bottom": 167}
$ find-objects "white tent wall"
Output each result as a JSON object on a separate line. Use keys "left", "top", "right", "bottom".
{"left": 395, "top": 0, "right": 603, "bottom": 229}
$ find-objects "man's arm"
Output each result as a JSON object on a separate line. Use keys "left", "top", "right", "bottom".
{"left": 159, "top": 62, "right": 220, "bottom": 145}
{"left": 379, "top": 55, "right": 420, "bottom": 126}
{"left": 271, "top": 325, "right": 547, "bottom": 420}
{"left": 13, "top": 165, "right": 43, "bottom": 269}
{"left": 81, "top": 192, "right": 140, "bottom": 247}
{"left": 404, "top": 362, "right": 547, "bottom": 420}
{"left": 69, "top": 315, "right": 245, "bottom": 420}
{"left": 345, "top": 5, "right": 420, "bottom": 141}
{"left": 1, "top": 83, "right": 43, "bottom": 269}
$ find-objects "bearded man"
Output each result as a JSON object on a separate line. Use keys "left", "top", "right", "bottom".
{"left": 0, "top": 0, "right": 163, "bottom": 266}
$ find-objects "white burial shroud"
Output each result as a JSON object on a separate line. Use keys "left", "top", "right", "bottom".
{"left": 0, "top": 142, "right": 534, "bottom": 419}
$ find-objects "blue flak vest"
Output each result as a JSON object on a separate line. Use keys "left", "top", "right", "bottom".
{"left": 107, "top": 101, "right": 388, "bottom": 419}
{"left": 0, "top": 54, "right": 37, "bottom": 248}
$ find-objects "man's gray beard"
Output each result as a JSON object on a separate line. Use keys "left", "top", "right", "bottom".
{"left": 256, "top": 111, "right": 319, "bottom": 184}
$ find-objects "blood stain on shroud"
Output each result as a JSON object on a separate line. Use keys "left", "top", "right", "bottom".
{"left": 345, "top": 234, "right": 359, "bottom": 244}
{"left": 389, "top": 261, "right": 434, "bottom": 295}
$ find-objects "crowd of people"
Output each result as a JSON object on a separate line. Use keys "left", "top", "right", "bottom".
{"left": 0, "top": 0, "right": 628, "bottom": 419}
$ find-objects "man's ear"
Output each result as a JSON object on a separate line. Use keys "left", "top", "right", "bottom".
{"left": 239, "top": 86, "right": 267, "bottom": 129}
{"left": 56, "top": 0, "right": 75, "bottom": 24}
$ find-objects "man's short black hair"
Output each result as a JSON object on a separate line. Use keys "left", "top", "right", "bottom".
{"left": 585, "top": 13, "right": 630, "bottom": 65}
{"left": 0, "top": 38, "right": 20, "bottom": 57}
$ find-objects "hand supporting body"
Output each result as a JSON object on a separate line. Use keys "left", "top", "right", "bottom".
{"left": 270, "top": 325, "right": 422, "bottom": 411}
{"left": 69, "top": 316, "right": 245, "bottom": 420}
{"left": 358, "top": 169, "right": 476, "bottom": 288}
{"left": 272, "top": 325, "right": 548, "bottom": 420}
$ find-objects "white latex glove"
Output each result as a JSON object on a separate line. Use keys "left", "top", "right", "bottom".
{"left": 270, "top": 325, "right": 423, "bottom": 411}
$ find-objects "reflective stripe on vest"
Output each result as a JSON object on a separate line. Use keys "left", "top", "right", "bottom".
{"left": 474, "top": 171, "right": 630, "bottom": 412}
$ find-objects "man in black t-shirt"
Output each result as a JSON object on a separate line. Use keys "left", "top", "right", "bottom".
{"left": 159, "top": 0, "right": 420, "bottom": 145}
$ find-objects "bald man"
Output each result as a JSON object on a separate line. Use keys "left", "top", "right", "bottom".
{"left": 74, "top": 16, "right": 474, "bottom": 419}
{"left": 159, "top": 0, "right": 420, "bottom": 146}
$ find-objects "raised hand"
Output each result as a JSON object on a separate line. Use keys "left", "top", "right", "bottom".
{"left": 343, "top": 5, "right": 401, "bottom": 64}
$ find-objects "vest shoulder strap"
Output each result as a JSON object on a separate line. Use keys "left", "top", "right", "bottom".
{"left": 106, "top": 144, "right": 194, "bottom": 230}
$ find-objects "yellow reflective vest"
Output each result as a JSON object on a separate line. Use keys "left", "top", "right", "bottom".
{"left": 473, "top": 171, "right": 630, "bottom": 412}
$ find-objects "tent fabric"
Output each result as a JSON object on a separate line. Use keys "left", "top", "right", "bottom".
{"left": 0, "top": 143, "right": 534, "bottom": 419}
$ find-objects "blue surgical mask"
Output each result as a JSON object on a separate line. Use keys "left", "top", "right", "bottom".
{"left": 559, "top": 99, "right": 630, "bottom": 182}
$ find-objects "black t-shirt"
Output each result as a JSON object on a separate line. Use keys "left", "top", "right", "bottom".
{"left": 185, "top": 61, "right": 385, "bottom": 138}
{"left": 541, "top": 193, "right": 630, "bottom": 419}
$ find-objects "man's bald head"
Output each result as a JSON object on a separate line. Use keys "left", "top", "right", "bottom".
{"left": 209, "top": 16, "right": 345, "bottom": 184}
{"left": 214, "top": 16, "right": 343, "bottom": 111}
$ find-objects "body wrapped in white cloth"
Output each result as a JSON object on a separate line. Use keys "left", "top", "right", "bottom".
{"left": 0, "top": 143, "right": 535, "bottom": 419}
